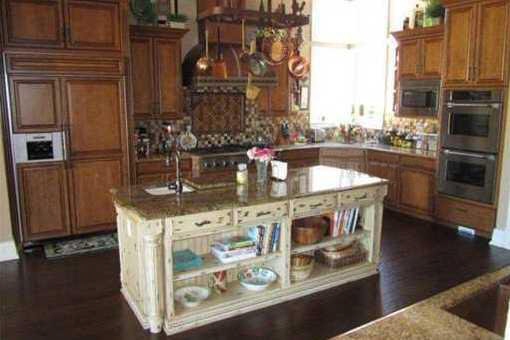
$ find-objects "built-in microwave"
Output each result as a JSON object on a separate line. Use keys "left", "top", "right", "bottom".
{"left": 398, "top": 80, "right": 441, "bottom": 117}
{"left": 440, "top": 89, "right": 503, "bottom": 154}
{"left": 12, "top": 132, "right": 64, "bottom": 164}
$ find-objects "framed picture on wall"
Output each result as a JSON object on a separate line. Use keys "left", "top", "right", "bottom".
{"left": 300, "top": 85, "right": 309, "bottom": 110}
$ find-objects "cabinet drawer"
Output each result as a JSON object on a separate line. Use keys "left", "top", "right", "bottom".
{"left": 367, "top": 151, "right": 399, "bottom": 164}
{"left": 400, "top": 156, "right": 436, "bottom": 172}
{"left": 339, "top": 188, "right": 377, "bottom": 207}
{"left": 279, "top": 148, "right": 319, "bottom": 160}
{"left": 320, "top": 148, "right": 365, "bottom": 158}
{"left": 136, "top": 159, "right": 191, "bottom": 175}
{"left": 172, "top": 209, "right": 233, "bottom": 236}
{"left": 436, "top": 196, "right": 495, "bottom": 232}
{"left": 235, "top": 202, "right": 288, "bottom": 224}
{"left": 292, "top": 194, "right": 337, "bottom": 217}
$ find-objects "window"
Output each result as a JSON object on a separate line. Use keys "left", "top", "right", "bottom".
{"left": 310, "top": 0, "right": 407, "bottom": 129}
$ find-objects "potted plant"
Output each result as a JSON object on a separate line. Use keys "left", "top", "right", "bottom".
{"left": 130, "top": 0, "right": 156, "bottom": 25}
{"left": 424, "top": 0, "right": 445, "bottom": 27}
{"left": 167, "top": 13, "right": 188, "bottom": 29}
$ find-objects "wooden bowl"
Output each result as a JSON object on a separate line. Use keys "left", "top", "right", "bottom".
{"left": 292, "top": 217, "right": 328, "bottom": 245}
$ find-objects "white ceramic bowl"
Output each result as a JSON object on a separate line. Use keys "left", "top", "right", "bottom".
{"left": 175, "top": 286, "right": 210, "bottom": 308}
{"left": 238, "top": 267, "right": 278, "bottom": 292}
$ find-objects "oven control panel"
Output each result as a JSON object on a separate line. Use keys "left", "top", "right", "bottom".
{"left": 201, "top": 155, "right": 248, "bottom": 171}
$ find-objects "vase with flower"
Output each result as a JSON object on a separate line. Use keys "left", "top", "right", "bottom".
{"left": 247, "top": 147, "right": 275, "bottom": 183}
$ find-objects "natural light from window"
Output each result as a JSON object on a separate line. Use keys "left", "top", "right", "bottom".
{"left": 310, "top": 0, "right": 412, "bottom": 129}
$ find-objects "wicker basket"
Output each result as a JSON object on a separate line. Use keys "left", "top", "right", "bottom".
{"left": 315, "top": 242, "right": 367, "bottom": 268}
{"left": 290, "top": 255, "right": 315, "bottom": 282}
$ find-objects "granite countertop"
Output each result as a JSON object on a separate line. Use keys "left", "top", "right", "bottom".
{"left": 333, "top": 266, "right": 510, "bottom": 339}
{"left": 273, "top": 142, "right": 437, "bottom": 159}
{"left": 112, "top": 166, "right": 388, "bottom": 220}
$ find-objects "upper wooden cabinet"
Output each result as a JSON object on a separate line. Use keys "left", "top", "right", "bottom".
{"left": 443, "top": 0, "right": 510, "bottom": 87}
{"left": 259, "top": 63, "right": 291, "bottom": 116}
{"left": 9, "top": 76, "right": 62, "bottom": 132}
{"left": 392, "top": 25, "right": 444, "bottom": 80}
{"left": 130, "top": 26, "right": 187, "bottom": 119}
{"left": 2, "top": 0, "right": 123, "bottom": 51}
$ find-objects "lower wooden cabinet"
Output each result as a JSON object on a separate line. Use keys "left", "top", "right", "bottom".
{"left": 366, "top": 160, "right": 399, "bottom": 207}
{"left": 436, "top": 195, "right": 496, "bottom": 234}
{"left": 320, "top": 148, "right": 366, "bottom": 172}
{"left": 278, "top": 148, "right": 320, "bottom": 169}
{"left": 17, "top": 162, "right": 71, "bottom": 241}
{"left": 70, "top": 158, "right": 122, "bottom": 234}
{"left": 399, "top": 167, "right": 435, "bottom": 215}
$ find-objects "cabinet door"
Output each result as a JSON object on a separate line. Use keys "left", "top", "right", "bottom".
{"left": 399, "top": 168, "right": 435, "bottom": 215}
{"left": 70, "top": 158, "right": 122, "bottom": 233}
{"left": 367, "top": 161, "right": 398, "bottom": 207}
{"left": 444, "top": 5, "right": 477, "bottom": 86}
{"left": 130, "top": 37, "right": 155, "bottom": 118}
{"left": 9, "top": 77, "right": 61, "bottom": 132}
{"left": 2, "top": 0, "right": 65, "bottom": 48}
{"left": 64, "top": 78, "right": 125, "bottom": 159}
{"left": 422, "top": 36, "right": 443, "bottom": 78}
{"left": 398, "top": 40, "right": 420, "bottom": 79}
{"left": 65, "top": 0, "right": 121, "bottom": 51}
{"left": 136, "top": 173, "right": 165, "bottom": 185}
{"left": 271, "top": 63, "right": 290, "bottom": 115}
{"left": 154, "top": 38, "right": 181, "bottom": 118}
{"left": 474, "top": 0, "right": 509, "bottom": 86}
{"left": 18, "top": 162, "right": 71, "bottom": 241}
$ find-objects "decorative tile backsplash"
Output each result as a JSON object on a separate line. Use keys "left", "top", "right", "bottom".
{"left": 134, "top": 96, "right": 310, "bottom": 154}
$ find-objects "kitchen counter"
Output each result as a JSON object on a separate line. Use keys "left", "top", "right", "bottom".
{"left": 112, "top": 165, "right": 388, "bottom": 220}
{"left": 333, "top": 266, "right": 510, "bottom": 339}
{"left": 273, "top": 142, "right": 437, "bottom": 159}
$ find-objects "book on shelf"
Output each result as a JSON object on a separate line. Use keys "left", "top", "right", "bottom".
{"left": 328, "top": 208, "right": 362, "bottom": 237}
{"left": 210, "top": 244, "right": 257, "bottom": 264}
{"left": 213, "top": 236, "right": 255, "bottom": 252}
{"left": 173, "top": 249, "right": 203, "bottom": 272}
{"left": 248, "top": 223, "right": 281, "bottom": 256}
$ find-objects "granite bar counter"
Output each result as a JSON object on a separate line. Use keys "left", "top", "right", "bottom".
{"left": 112, "top": 166, "right": 388, "bottom": 335}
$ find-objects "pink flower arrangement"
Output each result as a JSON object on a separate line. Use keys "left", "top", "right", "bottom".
{"left": 247, "top": 147, "right": 275, "bottom": 163}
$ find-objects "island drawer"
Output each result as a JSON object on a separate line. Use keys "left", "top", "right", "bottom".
{"left": 234, "top": 202, "right": 288, "bottom": 224}
{"left": 292, "top": 194, "right": 337, "bottom": 218}
{"left": 339, "top": 188, "right": 377, "bottom": 207}
{"left": 172, "top": 209, "right": 233, "bottom": 236}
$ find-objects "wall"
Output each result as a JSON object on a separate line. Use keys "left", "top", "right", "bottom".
{"left": 0, "top": 111, "right": 18, "bottom": 261}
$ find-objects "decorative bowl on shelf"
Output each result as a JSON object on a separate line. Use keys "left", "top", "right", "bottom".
{"left": 290, "top": 255, "right": 314, "bottom": 282}
{"left": 175, "top": 286, "right": 211, "bottom": 308}
{"left": 238, "top": 267, "right": 278, "bottom": 292}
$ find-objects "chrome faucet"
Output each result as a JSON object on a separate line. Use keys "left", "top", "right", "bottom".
{"left": 166, "top": 148, "right": 183, "bottom": 194}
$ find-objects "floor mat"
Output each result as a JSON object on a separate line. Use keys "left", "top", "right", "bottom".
{"left": 44, "top": 233, "right": 118, "bottom": 259}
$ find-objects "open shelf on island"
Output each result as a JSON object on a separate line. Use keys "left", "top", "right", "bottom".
{"left": 292, "top": 261, "right": 372, "bottom": 287}
{"left": 291, "top": 230, "right": 370, "bottom": 255}
{"left": 174, "top": 252, "right": 282, "bottom": 281}
{"left": 174, "top": 280, "right": 282, "bottom": 318}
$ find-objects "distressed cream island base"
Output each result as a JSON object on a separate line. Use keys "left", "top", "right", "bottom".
{"left": 111, "top": 166, "right": 388, "bottom": 335}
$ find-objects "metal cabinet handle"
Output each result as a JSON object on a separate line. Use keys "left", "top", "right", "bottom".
{"left": 256, "top": 211, "right": 271, "bottom": 217}
{"left": 309, "top": 203, "right": 323, "bottom": 209}
{"left": 195, "top": 220, "right": 211, "bottom": 227}
{"left": 354, "top": 194, "right": 368, "bottom": 201}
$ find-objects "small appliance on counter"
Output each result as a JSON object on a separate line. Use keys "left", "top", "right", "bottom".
{"left": 12, "top": 132, "right": 64, "bottom": 164}
{"left": 438, "top": 89, "right": 503, "bottom": 204}
{"left": 306, "top": 128, "right": 326, "bottom": 143}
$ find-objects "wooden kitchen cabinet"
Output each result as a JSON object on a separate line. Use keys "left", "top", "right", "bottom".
{"left": 366, "top": 152, "right": 399, "bottom": 207}
{"left": 63, "top": 77, "right": 125, "bottom": 159}
{"left": 130, "top": 26, "right": 187, "bottom": 119}
{"left": 398, "top": 156, "right": 436, "bottom": 217}
{"left": 2, "top": 0, "right": 123, "bottom": 51}
{"left": 392, "top": 25, "right": 444, "bottom": 80}
{"left": 135, "top": 158, "right": 191, "bottom": 185}
{"left": 17, "top": 162, "right": 71, "bottom": 241}
{"left": 443, "top": 0, "right": 509, "bottom": 87}
{"left": 70, "top": 158, "right": 122, "bottom": 234}
{"left": 259, "top": 63, "right": 291, "bottom": 116}
{"left": 278, "top": 148, "right": 319, "bottom": 169}
{"left": 320, "top": 148, "right": 366, "bottom": 172}
{"left": 9, "top": 76, "right": 62, "bottom": 132}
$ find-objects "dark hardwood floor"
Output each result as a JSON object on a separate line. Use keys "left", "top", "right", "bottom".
{"left": 2, "top": 210, "right": 510, "bottom": 340}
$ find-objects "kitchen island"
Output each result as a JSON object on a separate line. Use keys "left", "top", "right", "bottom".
{"left": 112, "top": 166, "right": 388, "bottom": 335}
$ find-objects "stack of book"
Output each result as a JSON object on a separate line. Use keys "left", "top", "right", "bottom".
{"left": 330, "top": 208, "right": 361, "bottom": 237}
{"left": 211, "top": 236, "right": 257, "bottom": 264}
{"left": 247, "top": 223, "right": 281, "bottom": 256}
{"left": 173, "top": 249, "right": 203, "bottom": 272}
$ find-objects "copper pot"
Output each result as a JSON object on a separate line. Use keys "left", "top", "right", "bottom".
{"left": 288, "top": 52, "right": 310, "bottom": 79}
{"left": 195, "top": 29, "right": 213, "bottom": 76}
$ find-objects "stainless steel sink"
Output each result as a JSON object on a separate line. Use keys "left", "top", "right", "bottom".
{"left": 144, "top": 185, "right": 195, "bottom": 196}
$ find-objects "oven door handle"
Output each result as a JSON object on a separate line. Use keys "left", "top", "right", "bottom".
{"left": 442, "top": 149, "right": 496, "bottom": 160}
{"left": 446, "top": 103, "right": 501, "bottom": 109}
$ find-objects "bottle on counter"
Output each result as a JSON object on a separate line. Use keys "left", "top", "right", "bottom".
{"left": 236, "top": 163, "right": 248, "bottom": 185}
